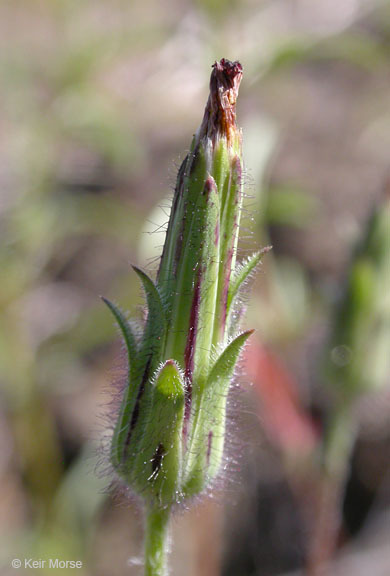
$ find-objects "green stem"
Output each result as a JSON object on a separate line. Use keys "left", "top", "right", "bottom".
{"left": 144, "top": 505, "right": 171, "bottom": 576}
{"left": 323, "top": 403, "right": 356, "bottom": 478}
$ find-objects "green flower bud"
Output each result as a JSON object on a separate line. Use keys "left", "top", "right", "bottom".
{"left": 104, "top": 60, "right": 268, "bottom": 509}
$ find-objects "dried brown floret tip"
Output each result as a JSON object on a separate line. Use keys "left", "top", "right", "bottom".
{"left": 200, "top": 58, "right": 243, "bottom": 145}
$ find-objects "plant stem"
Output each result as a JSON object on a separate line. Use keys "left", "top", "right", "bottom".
{"left": 306, "top": 405, "right": 356, "bottom": 575}
{"left": 144, "top": 505, "right": 171, "bottom": 576}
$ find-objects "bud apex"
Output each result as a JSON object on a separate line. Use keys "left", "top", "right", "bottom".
{"left": 200, "top": 59, "right": 243, "bottom": 145}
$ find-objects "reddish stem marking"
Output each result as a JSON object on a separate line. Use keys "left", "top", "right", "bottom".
{"left": 207, "top": 431, "right": 213, "bottom": 466}
{"left": 123, "top": 356, "right": 152, "bottom": 457}
{"left": 183, "top": 269, "right": 202, "bottom": 431}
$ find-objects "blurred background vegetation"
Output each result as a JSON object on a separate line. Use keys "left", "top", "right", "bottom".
{"left": 0, "top": 1, "right": 389, "bottom": 575}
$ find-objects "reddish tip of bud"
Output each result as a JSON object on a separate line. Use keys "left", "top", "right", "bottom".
{"left": 200, "top": 58, "right": 243, "bottom": 145}
{"left": 203, "top": 175, "right": 217, "bottom": 199}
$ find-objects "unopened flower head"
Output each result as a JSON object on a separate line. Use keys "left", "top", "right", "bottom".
{"left": 104, "top": 59, "right": 268, "bottom": 508}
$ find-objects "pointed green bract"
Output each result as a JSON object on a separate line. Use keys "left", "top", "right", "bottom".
{"left": 208, "top": 329, "right": 255, "bottom": 386}
{"left": 160, "top": 164, "right": 217, "bottom": 368}
{"left": 227, "top": 248, "right": 271, "bottom": 319}
{"left": 185, "top": 175, "right": 220, "bottom": 387}
{"left": 101, "top": 296, "right": 141, "bottom": 469}
{"left": 132, "top": 360, "right": 185, "bottom": 505}
{"left": 183, "top": 330, "right": 254, "bottom": 495}
{"left": 212, "top": 155, "right": 244, "bottom": 344}
{"left": 108, "top": 268, "right": 166, "bottom": 474}
{"left": 133, "top": 266, "right": 166, "bottom": 333}
{"left": 134, "top": 265, "right": 167, "bottom": 370}
{"left": 204, "top": 329, "right": 255, "bottom": 480}
{"left": 101, "top": 297, "right": 138, "bottom": 381}
{"left": 157, "top": 136, "right": 199, "bottom": 306}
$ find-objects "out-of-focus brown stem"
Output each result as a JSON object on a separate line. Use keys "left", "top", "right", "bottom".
{"left": 305, "top": 475, "right": 344, "bottom": 576}
{"left": 304, "top": 407, "right": 355, "bottom": 576}
{"left": 195, "top": 499, "right": 222, "bottom": 576}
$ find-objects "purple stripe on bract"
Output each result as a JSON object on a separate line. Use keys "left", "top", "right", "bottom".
{"left": 203, "top": 176, "right": 217, "bottom": 200}
{"left": 173, "top": 216, "right": 185, "bottom": 277}
{"left": 183, "top": 268, "right": 203, "bottom": 435}
{"left": 207, "top": 431, "right": 213, "bottom": 467}
{"left": 158, "top": 157, "right": 187, "bottom": 280}
{"left": 173, "top": 147, "right": 203, "bottom": 276}
{"left": 215, "top": 220, "right": 220, "bottom": 246}
{"left": 123, "top": 355, "right": 152, "bottom": 455}
{"left": 184, "top": 271, "right": 201, "bottom": 381}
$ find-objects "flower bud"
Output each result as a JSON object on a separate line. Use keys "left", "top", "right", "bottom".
{"left": 104, "top": 60, "right": 268, "bottom": 507}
